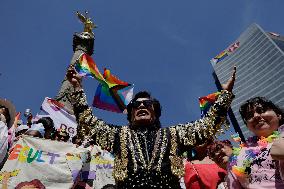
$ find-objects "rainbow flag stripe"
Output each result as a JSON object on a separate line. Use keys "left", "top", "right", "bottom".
{"left": 199, "top": 92, "right": 221, "bottom": 117}
{"left": 75, "top": 53, "right": 106, "bottom": 85}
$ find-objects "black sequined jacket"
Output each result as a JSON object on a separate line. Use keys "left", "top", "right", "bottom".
{"left": 70, "top": 89, "right": 233, "bottom": 188}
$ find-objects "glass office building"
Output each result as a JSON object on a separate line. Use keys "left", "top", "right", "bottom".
{"left": 211, "top": 23, "right": 284, "bottom": 139}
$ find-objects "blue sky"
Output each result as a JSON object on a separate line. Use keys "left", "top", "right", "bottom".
{"left": 0, "top": 0, "right": 283, "bottom": 140}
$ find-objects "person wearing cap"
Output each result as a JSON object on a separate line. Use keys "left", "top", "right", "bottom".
{"left": 0, "top": 98, "right": 16, "bottom": 167}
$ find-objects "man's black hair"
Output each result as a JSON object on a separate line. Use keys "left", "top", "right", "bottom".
{"left": 36, "top": 117, "right": 56, "bottom": 138}
{"left": 126, "top": 91, "right": 162, "bottom": 127}
{"left": 239, "top": 97, "right": 284, "bottom": 125}
{"left": 36, "top": 117, "right": 54, "bottom": 130}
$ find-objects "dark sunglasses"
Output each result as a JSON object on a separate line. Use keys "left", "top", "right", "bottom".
{"left": 131, "top": 100, "right": 154, "bottom": 108}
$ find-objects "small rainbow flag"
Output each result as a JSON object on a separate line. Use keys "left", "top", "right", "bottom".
{"left": 210, "top": 50, "right": 228, "bottom": 65}
{"left": 75, "top": 53, "right": 134, "bottom": 113}
{"left": 93, "top": 69, "right": 134, "bottom": 113}
{"left": 199, "top": 92, "right": 221, "bottom": 117}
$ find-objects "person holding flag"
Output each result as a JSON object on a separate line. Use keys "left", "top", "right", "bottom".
{"left": 67, "top": 63, "right": 236, "bottom": 188}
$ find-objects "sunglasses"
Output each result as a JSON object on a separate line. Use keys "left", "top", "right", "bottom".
{"left": 131, "top": 100, "right": 154, "bottom": 109}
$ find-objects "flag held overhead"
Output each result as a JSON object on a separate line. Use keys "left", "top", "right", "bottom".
{"left": 75, "top": 53, "right": 134, "bottom": 113}
{"left": 199, "top": 92, "right": 221, "bottom": 117}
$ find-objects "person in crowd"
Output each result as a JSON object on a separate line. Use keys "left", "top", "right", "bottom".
{"left": 24, "top": 117, "right": 56, "bottom": 140}
{"left": 10, "top": 124, "right": 30, "bottom": 144}
{"left": 25, "top": 122, "right": 45, "bottom": 138}
{"left": 0, "top": 98, "right": 16, "bottom": 167}
{"left": 227, "top": 97, "right": 284, "bottom": 188}
{"left": 101, "top": 184, "right": 117, "bottom": 189}
{"left": 15, "top": 124, "right": 29, "bottom": 137}
{"left": 207, "top": 140, "right": 233, "bottom": 189}
{"left": 35, "top": 117, "right": 56, "bottom": 140}
{"left": 0, "top": 99, "right": 16, "bottom": 129}
{"left": 15, "top": 179, "right": 46, "bottom": 189}
{"left": 72, "top": 134, "right": 83, "bottom": 147}
{"left": 54, "top": 128, "right": 70, "bottom": 142}
{"left": 66, "top": 66, "right": 236, "bottom": 188}
{"left": 207, "top": 140, "right": 233, "bottom": 170}
{"left": 184, "top": 141, "right": 227, "bottom": 189}
{"left": 24, "top": 108, "right": 33, "bottom": 128}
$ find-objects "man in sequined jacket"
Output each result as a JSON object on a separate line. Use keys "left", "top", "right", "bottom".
{"left": 67, "top": 66, "right": 236, "bottom": 189}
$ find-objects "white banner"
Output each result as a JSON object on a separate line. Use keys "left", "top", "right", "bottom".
{"left": 69, "top": 145, "right": 115, "bottom": 189}
{"left": 0, "top": 136, "right": 115, "bottom": 189}
{"left": 40, "top": 97, "right": 77, "bottom": 138}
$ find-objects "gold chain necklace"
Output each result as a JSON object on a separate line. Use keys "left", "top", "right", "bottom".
{"left": 131, "top": 128, "right": 162, "bottom": 170}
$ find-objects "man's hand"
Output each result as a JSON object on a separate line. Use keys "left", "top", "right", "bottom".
{"left": 66, "top": 65, "right": 83, "bottom": 90}
{"left": 221, "top": 66, "right": 236, "bottom": 92}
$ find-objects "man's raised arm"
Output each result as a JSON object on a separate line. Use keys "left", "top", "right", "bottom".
{"left": 67, "top": 65, "right": 118, "bottom": 152}
{"left": 172, "top": 66, "right": 236, "bottom": 148}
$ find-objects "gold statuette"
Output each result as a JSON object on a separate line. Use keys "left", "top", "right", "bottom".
{"left": 76, "top": 11, "right": 97, "bottom": 36}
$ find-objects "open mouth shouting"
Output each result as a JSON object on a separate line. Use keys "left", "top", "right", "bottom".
{"left": 131, "top": 98, "right": 156, "bottom": 126}
{"left": 136, "top": 109, "right": 150, "bottom": 117}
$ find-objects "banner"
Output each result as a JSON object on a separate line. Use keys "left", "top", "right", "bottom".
{"left": 70, "top": 145, "right": 115, "bottom": 189}
{"left": 40, "top": 97, "right": 78, "bottom": 138}
{"left": 0, "top": 136, "right": 115, "bottom": 189}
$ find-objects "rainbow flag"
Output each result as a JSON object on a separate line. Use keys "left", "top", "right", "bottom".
{"left": 210, "top": 50, "right": 228, "bottom": 65}
{"left": 93, "top": 69, "right": 134, "bottom": 113}
{"left": 75, "top": 53, "right": 134, "bottom": 113}
{"left": 75, "top": 53, "right": 107, "bottom": 86}
{"left": 199, "top": 92, "right": 221, "bottom": 117}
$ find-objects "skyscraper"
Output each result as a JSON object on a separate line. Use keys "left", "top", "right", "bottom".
{"left": 211, "top": 23, "right": 284, "bottom": 139}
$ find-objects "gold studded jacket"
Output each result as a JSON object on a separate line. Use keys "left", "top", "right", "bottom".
{"left": 70, "top": 89, "right": 233, "bottom": 185}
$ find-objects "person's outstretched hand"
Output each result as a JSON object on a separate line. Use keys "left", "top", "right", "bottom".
{"left": 66, "top": 65, "right": 83, "bottom": 90}
{"left": 221, "top": 66, "right": 236, "bottom": 92}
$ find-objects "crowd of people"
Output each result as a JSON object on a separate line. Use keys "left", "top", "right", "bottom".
{"left": 0, "top": 65, "right": 284, "bottom": 189}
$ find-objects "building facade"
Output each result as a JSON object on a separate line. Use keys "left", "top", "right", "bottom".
{"left": 211, "top": 23, "right": 284, "bottom": 139}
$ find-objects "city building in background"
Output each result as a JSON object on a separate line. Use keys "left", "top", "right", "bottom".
{"left": 211, "top": 23, "right": 284, "bottom": 140}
